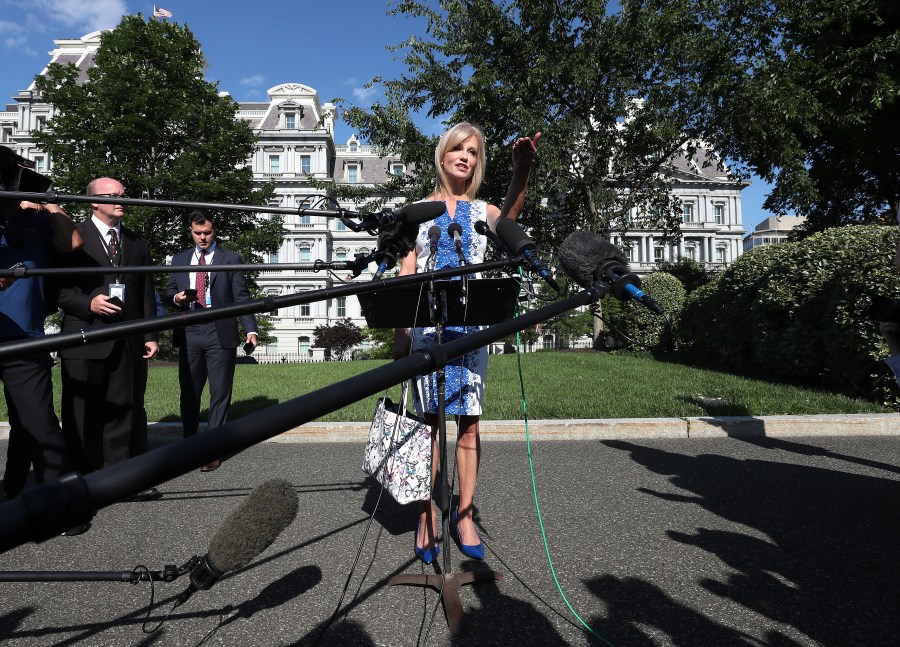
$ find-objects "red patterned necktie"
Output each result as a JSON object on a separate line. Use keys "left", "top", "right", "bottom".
{"left": 195, "top": 250, "right": 207, "bottom": 308}
{"left": 107, "top": 228, "right": 121, "bottom": 266}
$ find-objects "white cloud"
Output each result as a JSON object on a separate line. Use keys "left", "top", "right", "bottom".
{"left": 239, "top": 75, "right": 265, "bottom": 88}
{"left": 31, "top": 0, "right": 129, "bottom": 32}
{"left": 0, "top": 20, "right": 25, "bottom": 36}
{"left": 352, "top": 85, "right": 378, "bottom": 104}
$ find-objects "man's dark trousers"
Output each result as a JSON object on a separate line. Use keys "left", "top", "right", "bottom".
{"left": 179, "top": 322, "right": 236, "bottom": 437}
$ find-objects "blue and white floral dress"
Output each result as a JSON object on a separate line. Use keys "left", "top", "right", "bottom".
{"left": 411, "top": 200, "right": 489, "bottom": 416}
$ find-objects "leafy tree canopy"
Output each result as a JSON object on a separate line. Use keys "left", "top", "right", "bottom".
{"left": 32, "top": 14, "right": 283, "bottom": 281}
{"left": 314, "top": 318, "right": 365, "bottom": 360}
{"left": 342, "top": 0, "right": 899, "bottom": 244}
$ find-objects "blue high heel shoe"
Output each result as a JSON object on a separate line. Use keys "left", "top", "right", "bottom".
{"left": 414, "top": 521, "right": 440, "bottom": 564}
{"left": 451, "top": 506, "right": 485, "bottom": 560}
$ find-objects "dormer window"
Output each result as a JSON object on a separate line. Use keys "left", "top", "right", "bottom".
{"left": 349, "top": 141, "right": 358, "bottom": 153}
{"left": 285, "top": 113, "right": 296, "bottom": 129}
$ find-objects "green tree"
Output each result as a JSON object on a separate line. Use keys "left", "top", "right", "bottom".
{"left": 342, "top": 0, "right": 754, "bottom": 251}
{"left": 32, "top": 14, "right": 283, "bottom": 279}
{"left": 343, "top": 0, "right": 899, "bottom": 244}
{"left": 362, "top": 327, "right": 395, "bottom": 360}
{"left": 314, "top": 318, "right": 364, "bottom": 361}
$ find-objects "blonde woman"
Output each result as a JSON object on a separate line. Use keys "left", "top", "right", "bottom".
{"left": 393, "top": 123, "right": 540, "bottom": 563}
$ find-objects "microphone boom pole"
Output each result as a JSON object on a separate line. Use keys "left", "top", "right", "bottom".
{"left": 0, "top": 279, "right": 609, "bottom": 553}
{"left": 0, "top": 258, "right": 519, "bottom": 362}
{"left": 0, "top": 189, "right": 351, "bottom": 219}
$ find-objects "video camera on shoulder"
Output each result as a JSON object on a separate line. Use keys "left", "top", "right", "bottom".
{"left": 0, "top": 145, "right": 53, "bottom": 195}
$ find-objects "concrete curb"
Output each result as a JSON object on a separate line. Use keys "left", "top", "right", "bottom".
{"left": 5, "top": 413, "right": 897, "bottom": 443}
{"left": 270, "top": 413, "right": 900, "bottom": 442}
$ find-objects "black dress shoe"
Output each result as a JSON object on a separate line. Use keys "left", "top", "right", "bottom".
{"left": 61, "top": 522, "right": 91, "bottom": 536}
{"left": 129, "top": 487, "right": 162, "bottom": 501}
{"left": 200, "top": 460, "right": 221, "bottom": 472}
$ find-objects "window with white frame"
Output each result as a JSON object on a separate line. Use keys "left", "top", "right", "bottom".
{"left": 348, "top": 141, "right": 358, "bottom": 153}
{"left": 335, "top": 248, "right": 347, "bottom": 261}
{"left": 285, "top": 113, "right": 296, "bottom": 129}
{"left": 713, "top": 204, "right": 724, "bottom": 224}
{"left": 299, "top": 214, "right": 311, "bottom": 225}
{"left": 299, "top": 245, "right": 312, "bottom": 262}
{"left": 683, "top": 246, "right": 696, "bottom": 260}
{"left": 268, "top": 155, "right": 280, "bottom": 174}
{"left": 33, "top": 156, "right": 45, "bottom": 174}
{"left": 543, "top": 335, "right": 553, "bottom": 350}
{"left": 336, "top": 220, "right": 346, "bottom": 231}
{"left": 654, "top": 246, "right": 664, "bottom": 262}
{"left": 267, "top": 343, "right": 278, "bottom": 354}
{"left": 682, "top": 203, "right": 694, "bottom": 223}
{"left": 35, "top": 116, "right": 46, "bottom": 131}
{"left": 624, "top": 243, "right": 635, "bottom": 262}
{"left": 391, "top": 162, "right": 404, "bottom": 176}
{"left": 715, "top": 247, "right": 726, "bottom": 263}
{"left": 268, "top": 250, "right": 279, "bottom": 263}
{"left": 298, "top": 336, "right": 310, "bottom": 355}
{"left": 300, "top": 155, "right": 311, "bottom": 174}
{"left": 347, "top": 164, "right": 359, "bottom": 183}
{"left": 336, "top": 297, "right": 347, "bottom": 318}
{"left": 300, "top": 302, "right": 310, "bottom": 317}
{"left": 1, "top": 126, "right": 12, "bottom": 142}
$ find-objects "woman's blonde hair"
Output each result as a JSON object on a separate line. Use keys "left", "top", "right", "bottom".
{"left": 434, "top": 122, "right": 486, "bottom": 200}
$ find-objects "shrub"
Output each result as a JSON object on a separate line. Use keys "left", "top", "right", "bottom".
{"left": 605, "top": 271, "right": 686, "bottom": 349}
{"left": 678, "top": 225, "right": 900, "bottom": 402}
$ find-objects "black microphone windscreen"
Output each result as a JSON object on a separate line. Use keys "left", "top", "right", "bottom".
{"left": 447, "top": 222, "right": 462, "bottom": 236}
{"left": 396, "top": 201, "right": 445, "bottom": 225}
{"left": 558, "top": 231, "right": 628, "bottom": 289}
{"left": 495, "top": 218, "right": 532, "bottom": 255}
{"left": 474, "top": 220, "right": 488, "bottom": 234}
{"left": 427, "top": 225, "right": 441, "bottom": 239}
{"left": 207, "top": 479, "right": 299, "bottom": 573}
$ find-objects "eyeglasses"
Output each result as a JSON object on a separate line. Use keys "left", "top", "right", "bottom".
{"left": 92, "top": 194, "right": 129, "bottom": 199}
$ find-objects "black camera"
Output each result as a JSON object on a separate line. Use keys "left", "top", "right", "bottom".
{"left": 869, "top": 295, "right": 900, "bottom": 323}
{"left": 0, "top": 145, "right": 53, "bottom": 194}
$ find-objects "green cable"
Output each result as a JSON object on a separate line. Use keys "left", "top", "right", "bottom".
{"left": 514, "top": 285, "right": 615, "bottom": 646}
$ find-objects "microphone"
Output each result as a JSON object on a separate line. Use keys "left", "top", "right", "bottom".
{"left": 558, "top": 230, "right": 664, "bottom": 314}
{"left": 174, "top": 479, "right": 299, "bottom": 608}
{"left": 383, "top": 202, "right": 445, "bottom": 227}
{"left": 372, "top": 220, "right": 419, "bottom": 280}
{"left": 427, "top": 225, "right": 441, "bottom": 249}
{"left": 495, "top": 218, "right": 560, "bottom": 293}
{"left": 474, "top": 220, "right": 510, "bottom": 256}
{"left": 447, "top": 221, "right": 467, "bottom": 265}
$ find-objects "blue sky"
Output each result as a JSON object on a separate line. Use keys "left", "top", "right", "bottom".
{"left": 0, "top": 0, "right": 773, "bottom": 232}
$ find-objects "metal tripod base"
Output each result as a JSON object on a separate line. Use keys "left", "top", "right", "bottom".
{"left": 388, "top": 569, "right": 503, "bottom": 635}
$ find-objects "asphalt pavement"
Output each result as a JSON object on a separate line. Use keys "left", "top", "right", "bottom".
{"left": 1, "top": 433, "right": 899, "bottom": 646}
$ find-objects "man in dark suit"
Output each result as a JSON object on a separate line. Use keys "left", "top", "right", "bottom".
{"left": 165, "top": 209, "right": 257, "bottom": 471}
{"left": 57, "top": 177, "right": 160, "bottom": 501}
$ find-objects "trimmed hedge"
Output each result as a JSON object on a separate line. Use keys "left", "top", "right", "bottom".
{"left": 678, "top": 225, "right": 900, "bottom": 403}
{"left": 606, "top": 271, "right": 686, "bottom": 349}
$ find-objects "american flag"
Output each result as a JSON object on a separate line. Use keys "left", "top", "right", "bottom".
{"left": 153, "top": 5, "right": 173, "bottom": 18}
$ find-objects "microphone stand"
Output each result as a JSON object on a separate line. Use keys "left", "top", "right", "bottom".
{"left": 385, "top": 266, "right": 501, "bottom": 636}
{"left": 0, "top": 278, "right": 610, "bottom": 554}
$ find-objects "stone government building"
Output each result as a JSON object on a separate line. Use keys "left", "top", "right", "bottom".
{"left": 1, "top": 31, "right": 748, "bottom": 359}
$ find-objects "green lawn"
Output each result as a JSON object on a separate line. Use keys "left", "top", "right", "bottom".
{"left": 1, "top": 352, "right": 889, "bottom": 424}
